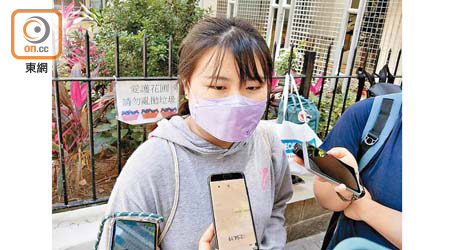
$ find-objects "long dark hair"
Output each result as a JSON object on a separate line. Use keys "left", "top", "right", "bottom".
{"left": 176, "top": 17, "right": 273, "bottom": 116}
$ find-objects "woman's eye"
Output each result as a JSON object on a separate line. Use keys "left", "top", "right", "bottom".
{"left": 247, "top": 86, "right": 261, "bottom": 91}
{"left": 209, "top": 86, "right": 226, "bottom": 90}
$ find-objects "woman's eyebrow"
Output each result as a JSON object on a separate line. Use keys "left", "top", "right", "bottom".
{"left": 204, "top": 75, "right": 231, "bottom": 81}
{"left": 203, "top": 75, "right": 266, "bottom": 83}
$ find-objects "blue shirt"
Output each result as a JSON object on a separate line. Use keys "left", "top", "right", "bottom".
{"left": 320, "top": 98, "right": 402, "bottom": 250}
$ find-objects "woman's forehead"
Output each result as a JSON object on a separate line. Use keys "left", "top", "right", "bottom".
{"left": 195, "top": 46, "right": 265, "bottom": 81}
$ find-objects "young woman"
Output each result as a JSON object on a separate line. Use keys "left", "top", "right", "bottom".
{"left": 104, "top": 17, "right": 293, "bottom": 249}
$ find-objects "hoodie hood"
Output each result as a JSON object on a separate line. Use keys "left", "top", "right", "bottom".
{"left": 149, "top": 115, "right": 253, "bottom": 157}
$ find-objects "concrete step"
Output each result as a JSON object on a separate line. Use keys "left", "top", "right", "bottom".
{"left": 53, "top": 205, "right": 106, "bottom": 250}
{"left": 286, "top": 231, "right": 326, "bottom": 250}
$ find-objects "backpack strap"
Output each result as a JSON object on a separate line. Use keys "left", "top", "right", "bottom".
{"left": 261, "top": 125, "right": 271, "bottom": 153}
{"left": 321, "top": 93, "right": 402, "bottom": 250}
{"left": 320, "top": 211, "right": 341, "bottom": 250}
{"left": 261, "top": 124, "right": 274, "bottom": 173}
{"left": 157, "top": 141, "right": 180, "bottom": 248}
{"left": 358, "top": 93, "right": 402, "bottom": 172}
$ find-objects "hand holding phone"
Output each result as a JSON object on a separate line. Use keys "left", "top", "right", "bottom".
{"left": 198, "top": 224, "right": 215, "bottom": 250}
{"left": 208, "top": 172, "right": 259, "bottom": 250}
{"left": 293, "top": 143, "right": 365, "bottom": 198}
{"left": 295, "top": 147, "right": 357, "bottom": 181}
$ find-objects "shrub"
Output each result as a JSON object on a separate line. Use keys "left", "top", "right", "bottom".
{"left": 94, "top": 0, "right": 210, "bottom": 78}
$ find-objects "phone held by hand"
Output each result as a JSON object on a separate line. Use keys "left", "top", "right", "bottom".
{"left": 208, "top": 172, "right": 259, "bottom": 250}
{"left": 293, "top": 142, "right": 365, "bottom": 198}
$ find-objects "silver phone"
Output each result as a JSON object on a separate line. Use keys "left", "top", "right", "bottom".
{"left": 293, "top": 142, "right": 364, "bottom": 197}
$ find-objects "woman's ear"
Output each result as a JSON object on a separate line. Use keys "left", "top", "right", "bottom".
{"left": 183, "top": 81, "right": 190, "bottom": 99}
{"left": 184, "top": 88, "right": 189, "bottom": 100}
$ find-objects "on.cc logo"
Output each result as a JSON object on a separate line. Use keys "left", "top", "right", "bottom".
{"left": 23, "top": 16, "right": 50, "bottom": 44}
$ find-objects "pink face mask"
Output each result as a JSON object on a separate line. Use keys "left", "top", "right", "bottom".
{"left": 189, "top": 94, "right": 267, "bottom": 142}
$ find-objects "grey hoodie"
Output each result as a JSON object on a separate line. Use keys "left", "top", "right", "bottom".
{"left": 103, "top": 115, "right": 293, "bottom": 249}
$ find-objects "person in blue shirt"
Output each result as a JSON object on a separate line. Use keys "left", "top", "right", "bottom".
{"left": 294, "top": 97, "right": 402, "bottom": 249}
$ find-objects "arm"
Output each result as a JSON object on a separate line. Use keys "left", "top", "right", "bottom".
{"left": 105, "top": 150, "right": 157, "bottom": 214}
{"left": 105, "top": 138, "right": 173, "bottom": 215}
{"left": 259, "top": 136, "right": 294, "bottom": 250}
{"left": 295, "top": 148, "right": 402, "bottom": 248}
{"left": 344, "top": 193, "right": 402, "bottom": 249}
{"left": 295, "top": 146, "right": 402, "bottom": 248}
{"left": 308, "top": 100, "right": 373, "bottom": 211}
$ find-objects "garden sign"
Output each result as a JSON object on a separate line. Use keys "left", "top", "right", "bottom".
{"left": 115, "top": 80, "right": 179, "bottom": 125}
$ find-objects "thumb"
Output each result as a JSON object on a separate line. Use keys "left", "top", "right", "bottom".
{"left": 334, "top": 183, "right": 347, "bottom": 193}
{"left": 334, "top": 183, "right": 353, "bottom": 199}
{"left": 199, "top": 224, "right": 215, "bottom": 250}
{"left": 327, "top": 147, "right": 348, "bottom": 159}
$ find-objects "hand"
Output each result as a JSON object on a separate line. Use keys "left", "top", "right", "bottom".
{"left": 344, "top": 188, "right": 373, "bottom": 221}
{"left": 198, "top": 224, "right": 215, "bottom": 250}
{"left": 294, "top": 147, "right": 359, "bottom": 200}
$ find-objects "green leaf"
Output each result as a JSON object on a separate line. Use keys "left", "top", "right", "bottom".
{"left": 110, "top": 119, "right": 118, "bottom": 126}
{"left": 111, "top": 129, "right": 128, "bottom": 139}
{"left": 120, "top": 129, "right": 128, "bottom": 138}
{"left": 56, "top": 167, "right": 63, "bottom": 195}
{"left": 106, "top": 108, "right": 116, "bottom": 122}
{"left": 94, "top": 123, "right": 113, "bottom": 133}
{"left": 93, "top": 135, "right": 116, "bottom": 154}
{"left": 131, "top": 130, "right": 143, "bottom": 140}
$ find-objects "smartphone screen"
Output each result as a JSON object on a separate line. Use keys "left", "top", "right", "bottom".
{"left": 111, "top": 219, "right": 157, "bottom": 250}
{"left": 209, "top": 173, "right": 258, "bottom": 250}
{"left": 294, "top": 143, "right": 361, "bottom": 193}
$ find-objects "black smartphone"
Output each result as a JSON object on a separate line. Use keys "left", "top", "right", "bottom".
{"left": 110, "top": 218, "right": 158, "bottom": 250}
{"left": 208, "top": 172, "right": 259, "bottom": 250}
{"left": 293, "top": 142, "right": 364, "bottom": 197}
